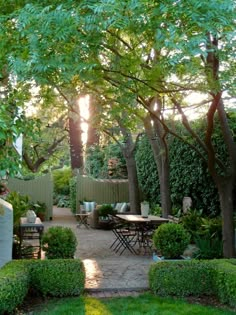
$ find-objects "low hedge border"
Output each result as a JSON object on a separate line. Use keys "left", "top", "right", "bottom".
{"left": 0, "top": 261, "right": 30, "bottom": 314}
{"left": 149, "top": 260, "right": 216, "bottom": 297}
{"left": 29, "top": 259, "right": 85, "bottom": 297}
{"left": 212, "top": 259, "right": 236, "bottom": 307}
{"left": 0, "top": 258, "right": 85, "bottom": 314}
{"left": 149, "top": 259, "right": 236, "bottom": 308}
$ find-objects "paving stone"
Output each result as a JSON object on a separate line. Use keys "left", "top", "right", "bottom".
{"left": 43, "top": 207, "right": 154, "bottom": 291}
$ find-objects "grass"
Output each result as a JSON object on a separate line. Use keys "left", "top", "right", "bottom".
{"left": 31, "top": 293, "right": 235, "bottom": 315}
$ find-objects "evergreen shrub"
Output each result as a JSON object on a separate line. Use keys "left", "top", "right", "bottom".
{"left": 149, "top": 260, "right": 216, "bottom": 297}
{"left": 42, "top": 226, "right": 77, "bottom": 259}
{"left": 0, "top": 259, "right": 85, "bottom": 313}
{"left": 0, "top": 261, "right": 30, "bottom": 314}
{"left": 29, "top": 259, "right": 85, "bottom": 297}
{"left": 153, "top": 223, "right": 190, "bottom": 259}
{"left": 212, "top": 259, "right": 236, "bottom": 307}
{"left": 52, "top": 168, "right": 72, "bottom": 195}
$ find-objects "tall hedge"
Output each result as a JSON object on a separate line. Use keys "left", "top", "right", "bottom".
{"left": 135, "top": 134, "right": 220, "bottom": 216}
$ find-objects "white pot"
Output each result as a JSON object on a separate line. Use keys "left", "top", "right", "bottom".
{"left": 27, "top": 210, "right": 37, "bottom": 223}
{"left": 141, "top": 203, "right": 149, "bottom": 217}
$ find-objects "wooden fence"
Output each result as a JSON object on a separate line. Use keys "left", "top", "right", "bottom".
{"left": 8, "top": 174, "right": 53, "bottom": 220}
{"left": 76, "top": 174, "right": 129, "bottom": 211}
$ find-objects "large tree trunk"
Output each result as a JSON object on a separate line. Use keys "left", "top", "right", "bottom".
{"left": 217, "top": 178, "right": 235, "bottom": 258}
{"left": 124, "top": 153, "right": 141, "bottom": 214}
{"left": 87, "top": 94, "right": 100, "bottom": 147}
{"left": 68, "top": 97, "right": 83, "bottom": 170}
{"left": 119, "top": 128, "right": 140, "bottom": 214}
{"left": 144, "top": 111, "right": 171, "bottom": 218}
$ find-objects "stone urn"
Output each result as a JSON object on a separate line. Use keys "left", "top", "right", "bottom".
{"left": 26, "top": 210, "right": 37, "bottom": 223}
{"left": 141, "top": 201, "right": 149, "bottom": 218}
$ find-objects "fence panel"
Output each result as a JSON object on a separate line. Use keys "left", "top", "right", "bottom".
{"left": 76, "top": 175, "right": 129, "bottom": 211}
{"left": 8, "top": 174, "right": 53, "bottom": 220}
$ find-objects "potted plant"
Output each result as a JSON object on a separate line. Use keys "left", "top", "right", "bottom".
{"left": 98, "top": 204, "right": 115, "bottom": 229}
{"left": 30, "top": 201, "right": 47, "bottom": 221}
{"left": 153, "top": 223, "right": 190, "bottom": 259}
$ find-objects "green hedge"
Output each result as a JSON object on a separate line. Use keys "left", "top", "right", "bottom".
{"left": 212, "top": 259, "right": 236, "bottom": 307}
{"left": 0, "top": 259, "right": 85, "bottom": 314}
{"left": 149, "top": 259, "right": 236, "bottom": 308}
{"left": 0, "top": 261, "right": 30, "bottom": 314}
{"left": 136, "top": 135, "right": 220, "bottom": 216}
{"left": 149, "top": 260, "right": 216, "bottom": 297}
{"left": 29, "top": 259, "right": 85, "bottom": 297}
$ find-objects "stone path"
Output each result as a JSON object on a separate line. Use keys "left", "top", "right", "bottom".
{"left": 43, "top": 207, "right": 154, "bottom": 294}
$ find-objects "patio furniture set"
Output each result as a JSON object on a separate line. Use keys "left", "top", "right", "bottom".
{"left": 76, "top": 208, "right": 169, "bottom": 255}
{"left": 110, "top": 214, "right": 169, "bottom": 255}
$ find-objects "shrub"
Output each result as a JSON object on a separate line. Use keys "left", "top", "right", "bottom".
{"left": 5, "top": 191, "right": 30, "bottom": 229}
{"left": 149, "top": 260, "right": 216, "bottom": 297}
{"left": 42, "top": 226, "right": 77, "bottom": 259}
{"left": 212, "top": 260, "right": 236, "bottom": 307}
{"left": 0, "top": 261, "right": 30, "bottom": 314}
{"left": 30, "top": 201, "right": 47, "bottom": 221}
{"left": 153, "top": 223, "right": 190, "bottom": 259}
{"left": 53, "top": 168, "right": 72, "bottom": 195}
{"left": 70, "top": 176, "right": 77, "bottom": 214}
{"left": 29, "top": 259, "right": 85, "bottom": 297}
{"left": 179, "top": 209, "right": 203, "bottom": 241}
{"left": 98, "top": 204, "right": 114, "bottom": 217}
{"left": 0, "top": 259, "right": 85, "bottom": 313}
{"left": 193, "top": 236, "right": 223, "bottom": 259}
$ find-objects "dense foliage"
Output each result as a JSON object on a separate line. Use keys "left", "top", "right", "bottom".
{"left": 29, "top": 259, "right": 85, "bottom": 297}
{"left": 42, "top": 226, "right": 77, "bottom": 259}
{"left": 149, "top": 260, "right": 215, "bottom": 297}
{"left": 149, "top": 259, "right": 236, "bottom": 308}
{"left": 0, "top": 261, "right": 29, "bottom": 314}
{"left": 5, "top": 191, "right": 30, "bottom": 228}
{"left": 0, "top": 259, "right": 85, "bottom": 313}
{"left": 153, "top": 223, "right": 191, "bottom": 259}
{"left": 135, "top": 128, "right": 227, "bottom": 216}
{"left": 85, "top": 144, "right": 127, "bottom": 179}
{"left": 52, "top": 168, "right": 72, "bottom": 195}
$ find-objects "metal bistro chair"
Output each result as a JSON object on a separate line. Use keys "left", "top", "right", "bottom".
{"left": 108, "top": 215, "right": 138, "bottom": 255}
{"left": 136, "top": 222, "right": 155, "bottom": 255}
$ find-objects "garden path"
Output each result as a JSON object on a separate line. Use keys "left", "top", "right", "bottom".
{"left": 43, "top": 207, "right": 153, "bottom": 294}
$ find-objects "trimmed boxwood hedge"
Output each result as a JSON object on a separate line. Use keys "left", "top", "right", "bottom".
{"left": 212, "top": 259, "right": 236, "bottom": 307}
{"left": 0, "top": 260, "right": 30, "bottom": 314}
{"left": 0, "top": 258, "right": 85, "bottom": 314}
{"left": 29, "top": 259, "right": 85, "bottom": 297}
{"left": 149, "top": 259, "right": 236, "bottom": 308}
{"left": 149, "top": 260, "right": 216, "bottom": 297}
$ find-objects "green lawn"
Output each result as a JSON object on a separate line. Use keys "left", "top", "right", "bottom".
{"left": 33, "top": 293, "right": 235, "bottom": 315}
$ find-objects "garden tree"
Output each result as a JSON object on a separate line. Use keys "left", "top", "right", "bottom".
{"left": 0, "top": 86, "right": 29, "bottom": 177}
{"left": 86, "top": 94, "right": 100, "bottom": 148}
{"left": 89, "top": 92, "right": 143, "bottom": 213}
{"left": 1, "top": 3, "right": 85, "bottom": 172}
{"left": 42, "top": 84, "right": 84, "bottom": 172}
{"left": 69, "top": 0, "right": 236, "bottom": 256}
{"left": 104, "top": 119, "right": 141, "bottom": 214}
{"left": 68, "top": 95, "right": 83, "bottom": 171}
{"left": 22, "top": 88, "right": 70, "bottom": 173}
{"left": 5, "top": 1, "right": 236, "bottom": 256}
{"left": 143, "top": 98, "right": 171, "bottom": 218}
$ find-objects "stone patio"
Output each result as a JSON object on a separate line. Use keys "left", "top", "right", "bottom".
{"left": 43, "top": 207, "right": 154, "bottom": 292}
